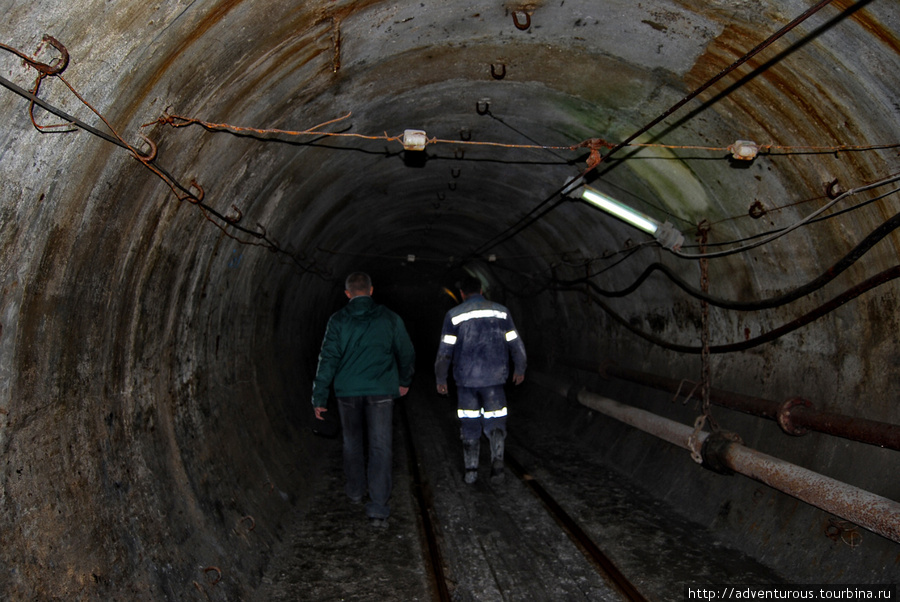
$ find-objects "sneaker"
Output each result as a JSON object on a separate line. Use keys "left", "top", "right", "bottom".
{"left": 369, "top": 517, "right": 388, "bottom": 529}
{"left": 464, "top": 469, "right": 478, "bottom": 484}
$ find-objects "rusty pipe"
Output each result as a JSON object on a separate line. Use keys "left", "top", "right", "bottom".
{"left": 562, "top": 357, "right": 900, "bottom": 451}
{"left": 530, "top": 371, "right": 900, "bottom": 543}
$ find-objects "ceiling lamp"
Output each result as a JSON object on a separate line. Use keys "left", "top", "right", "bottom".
{"left": 402, "top": 129, "right": 427, "bottom": 151}
{"left": 728, "top": 139, "right": 759, "bottom": 161}
{"left": 564, "top": 182, "right": 684, "bottom": 251}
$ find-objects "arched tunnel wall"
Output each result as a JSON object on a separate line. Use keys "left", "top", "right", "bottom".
{"left": 1, "top": 0, "right": 899, "bottom": 597}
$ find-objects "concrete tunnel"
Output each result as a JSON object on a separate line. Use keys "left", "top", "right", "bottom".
{"left": 1, "top": 0, "right": 899, "bottom": 598}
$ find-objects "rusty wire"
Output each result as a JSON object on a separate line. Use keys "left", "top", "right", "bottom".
{"left": 457, "top": 0, "right": 848, "bottom": 263}
{"left": 149, "top": 108, "right": 578, "bottom": 153}
{"left": 0, "top": 35, "right": 329, "bottom": 280}
{"left": 3, "top": 25, "right": 896, "bottom": 283}
{"left": 149, "top": 108, "right": 897, "bottom": 159}
{"left": 627, "top": 141, "right": 900, "bottom": 155}
{"left": 581, "top": 0, "right": 840, "bottom": 174}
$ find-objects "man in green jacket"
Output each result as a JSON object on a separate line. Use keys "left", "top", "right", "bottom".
{"left": 312, "top": 272, "right": 415, "bottom": 527}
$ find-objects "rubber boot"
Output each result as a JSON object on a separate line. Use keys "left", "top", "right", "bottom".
{"left": 462, "top": 439, "right": 479, "bottom": 484}
{"left": 489, "top": 430, "right": 505, "bottom": 483}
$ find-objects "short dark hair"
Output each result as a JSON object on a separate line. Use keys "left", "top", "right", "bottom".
{"left": 345, "top": 272, "right": 372, "bottom": 294}
{"left": 459, "top": 276, "right": 482, "bottom": 295}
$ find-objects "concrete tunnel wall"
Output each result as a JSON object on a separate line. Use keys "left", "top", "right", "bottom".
{"left": 1, "top": 0, "right": 899, "bottom": 597}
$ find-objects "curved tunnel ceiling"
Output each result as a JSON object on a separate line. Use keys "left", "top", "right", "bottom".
{"left": 1, "top": 0, "right": 899, "bottom": 596}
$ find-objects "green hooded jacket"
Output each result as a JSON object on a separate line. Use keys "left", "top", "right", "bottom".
{"left": 311, "top": 295, "right": 415, "bottom": 408}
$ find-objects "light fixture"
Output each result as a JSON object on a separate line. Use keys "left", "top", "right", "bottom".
{"left": 581, "top": 187, "right": 658, "bottom": 234}
{"left": 402, "top": 129, "right": 427, "bottom": 151}
{"left": 564, "top": 181, "right": 685, "bottom": 251}
{"left": 727, "top": 139, "right": 759, "bottom": 161}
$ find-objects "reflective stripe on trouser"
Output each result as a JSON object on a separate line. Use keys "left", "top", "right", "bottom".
{"left": 456, "top": 385, "right": 507, "bottom": 441}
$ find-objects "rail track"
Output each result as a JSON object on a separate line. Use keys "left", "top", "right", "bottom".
{"left": 400, "top": 398, "right": 649, "bottom": 602}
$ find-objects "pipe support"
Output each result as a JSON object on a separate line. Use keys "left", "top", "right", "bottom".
{"left": 532, "top": 371, "right": 900, "bottom": 543}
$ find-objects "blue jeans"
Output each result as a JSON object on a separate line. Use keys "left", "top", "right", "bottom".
{"left": 457, "top": 385, "right": 507, "bottom": 441}
{"left": 337, "top": 395, "right": 394, "bottom": 519}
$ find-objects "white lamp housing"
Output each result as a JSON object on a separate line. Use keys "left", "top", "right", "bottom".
{"left": 579, "top": 186, "right": 659, "bottom": 235}
{"left": 568, "top": 184, "right": 684, "bottom": 250}
{"left": 402, "top": 129, "right": 427, "bottom": 151}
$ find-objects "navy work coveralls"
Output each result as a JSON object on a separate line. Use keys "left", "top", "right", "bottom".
{"left": 434, "top": 294, "right": 527, "bottom": 441}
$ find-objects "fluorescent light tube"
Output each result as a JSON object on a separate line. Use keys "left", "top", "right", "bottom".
{"left": 580, "top": 187, "right": 659, "bottom": 235}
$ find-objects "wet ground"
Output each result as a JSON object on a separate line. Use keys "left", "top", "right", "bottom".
{"left": 254, "top": 384, "right": 787, "bottom": 601}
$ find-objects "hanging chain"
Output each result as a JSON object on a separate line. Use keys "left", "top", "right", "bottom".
{"left": 690, "top": 220, "right": 714, "bottom": 463}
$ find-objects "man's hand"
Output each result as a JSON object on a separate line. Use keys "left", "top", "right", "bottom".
{"left": 314, "top": 407, "right": 328, "bottom": 420}
{"left": 436, "top": 383, "right": 449, "bottom": 396}
{"left": 399, "top": 386, "right": 409, "bottom": 397}
{"left": 512, "top": 373, "right": 525, "bottom": 385}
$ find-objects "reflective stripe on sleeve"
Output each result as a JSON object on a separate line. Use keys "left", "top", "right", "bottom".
{"left": 505, "top": 330, "right": 518, "bottom": 342}
{"left": 457, "top": 409, "right": 482, "bottom": 419}
{"left": 451, "top": 309, "right": 507, "bottom": 325}
{"left": 442, "top": 334, "right": 458, "bottom": 345}
{"left": 483, "top": 407, "right": 508, "bottom": 419}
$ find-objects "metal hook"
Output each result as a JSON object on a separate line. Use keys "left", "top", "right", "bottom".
{"left": 451, "top": 168, "right": 461, "bottom": 179}
{"left": 225, "top": 204, "right": 243, "bottom": 224}
{"left": 459, "top": 128, "right": 471, "bottom": 141}
{"left": 131, "top": 134, "right": 157, "bottom": 163}
{"left": 476, "top": 99, "right": 490, "bottom": 115}
{"left": 238, "top": 515, "right": 256, "bottom": 532}
{"left": 448, "top": 182, "right": 457, "bottom": 191}
{"left": 203, "top": 566, "right": 222, "bottom": 585}
{"left": 183, "top": 179, "right": 204, "bottom": 204}
{"left": 437, "top": 192, "right": 445, "bottom": 201}
{"left": 38, "top": 35, "right": 69, "bottom": 75}
{"left": 454, "top": 148, "right": 466, "bottom": 160}
{"left": 490, "top": 63, "right": 506, "bottom": 80}
{"left": 1, "top": 34, "right": 68, "bottom": 77}
{"left": 512, "top": 11, "right": 531, "bottom": 31}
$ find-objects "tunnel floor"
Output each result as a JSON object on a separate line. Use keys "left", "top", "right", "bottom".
{"left": 253, "top": 384, "right": 787, "bottom": 601}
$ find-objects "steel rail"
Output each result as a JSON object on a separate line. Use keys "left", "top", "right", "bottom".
{"left": 562, "top": 357, "right": 900, "bottom": 451}
{"left": 399, "top": 402, "right": 452, "bottom": 602}
{"left": 531, "top": 371, "right": 900, "bottom": 543}
{"left": 505, "top": 452, "right": 649, "bottom": 602}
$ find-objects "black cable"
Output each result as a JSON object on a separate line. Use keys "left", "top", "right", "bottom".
{"left": 673, "top": 174, "right": 900, "bottom": 259}
{"left": 461, "top": 196, "right": 570, "bottom": 263}
{"left": 555, "top": 207, "right": 900, "bottom": 310}
{"left": 684, "top": 186, "right": 900, "bottom": 250}
{"left": 561, "top": 264, "right": 900, "bottom": 353}
{"left": 0, "top": 71, "right": 328, "bottom": 277}
{"left": 0, "top": 72, "right": 124, "bottom": 147}
{"left": 460, "top": 0, "right": 839, "bottom": 266}
{"left": 586, "top": 0, "right": 837, "bottom": 173}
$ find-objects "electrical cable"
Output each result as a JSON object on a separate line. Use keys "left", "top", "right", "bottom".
{"left": 458, "top": 0, "right": 840, "bottom": 264}
{"left": 0, "top": 68, "right": 329, "bottom": 279}
{"left": 584, "top": 0, "right": 838, "bottom": 173}
{"left": 683, "top": 185, "right": 900, "bottom": 251}
{"left": 671, "top": 173, "right": 900, "bottom": 259}
{"left": 555, "top": 197, "right": 900, "bottom": 310}
{"left": 560, "top": 263, "right": 900, "bottom": 353}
